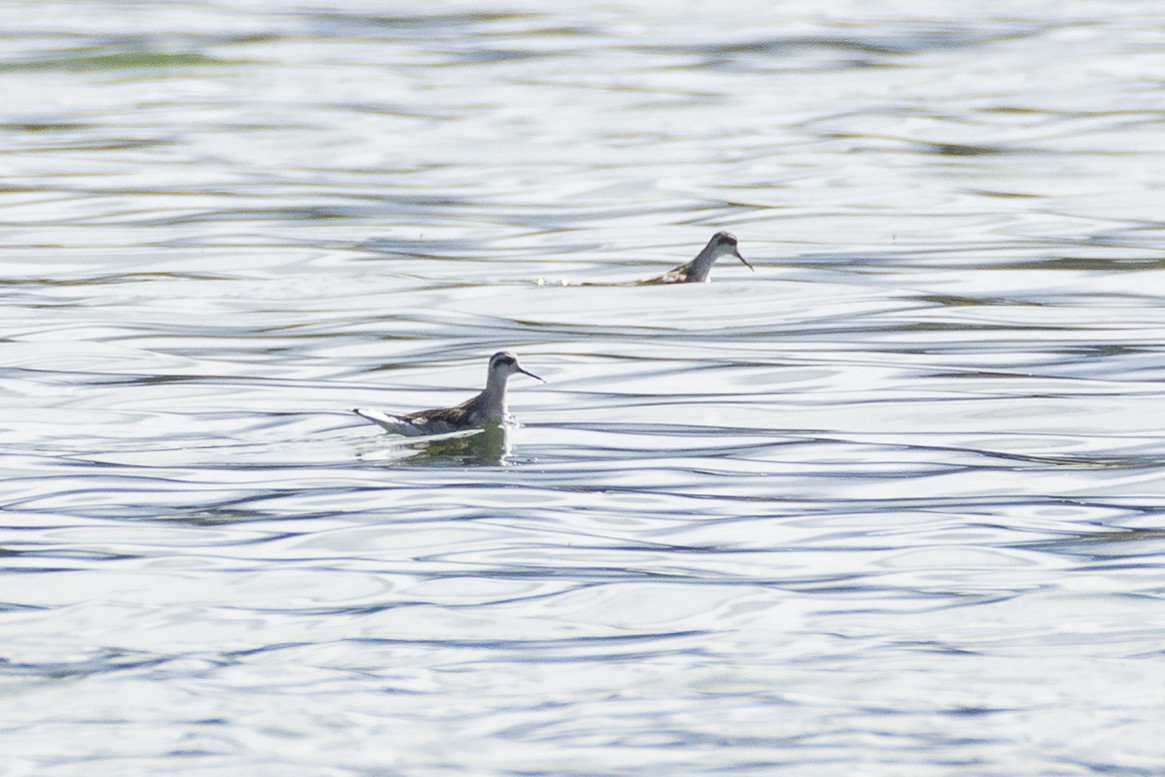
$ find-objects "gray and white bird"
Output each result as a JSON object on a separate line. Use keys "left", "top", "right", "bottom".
{"left": 539, "top": 232, "right": 753, "bottom": 287}
{"left": 353, "top": 351, "right": 543, "bottom": 437}
{"left": 634, "top": 231, "right": 752, "bottom": 285}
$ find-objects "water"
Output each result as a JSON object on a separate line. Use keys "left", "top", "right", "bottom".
{"left": 2, "top": 1, "right": 1165, "bottom": 774}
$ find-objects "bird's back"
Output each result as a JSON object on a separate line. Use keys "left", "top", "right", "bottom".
{"left": 353, "top": 393, "right": 481, "bottom": 436}
{"left": 632, "top": 260, "right": 697, "bottom": 285}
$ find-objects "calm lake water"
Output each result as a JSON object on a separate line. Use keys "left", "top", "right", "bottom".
{"left": 3, "top": 1, "right": 1165, "bottom": 774}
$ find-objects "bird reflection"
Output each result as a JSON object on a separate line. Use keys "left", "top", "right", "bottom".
{"left": 357, "top": 421, "right": 513, "bottom": 467}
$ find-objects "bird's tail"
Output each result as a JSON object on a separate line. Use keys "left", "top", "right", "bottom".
{"left": 352, "top": 408, "right": 425, "bottom": 436}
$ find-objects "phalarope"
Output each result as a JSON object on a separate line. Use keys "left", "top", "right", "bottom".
{"left": 635, "top": 231, "right": 752, "bottom": 285}
{"left": 538, "top": 232, "right": 752, "bottom": 287}
{"left": 353, "top": 351, "right": 544, "bottom": 436}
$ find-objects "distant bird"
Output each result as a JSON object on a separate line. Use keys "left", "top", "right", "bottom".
{"left": 536, "top": 232, "right": 754, "bottom": 288}
{"left": 632, "top": 231, "right": 753, "bottom": 285}
{"left": 353, "top": 351, "right": 543, "bottom": 436}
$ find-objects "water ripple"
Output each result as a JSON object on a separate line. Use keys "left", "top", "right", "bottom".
{"left": 3, "top": 2, "right": 1165, "bottom": 775}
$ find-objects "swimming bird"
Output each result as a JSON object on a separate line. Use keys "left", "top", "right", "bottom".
{"left": 353, "top": 351, "right": 543, "bottom": 436}
{"left": 633, "top": 231, "right": 753, "bottom": 285}
{"left": 537, "top": 232, "right": 753, "bottom": 287}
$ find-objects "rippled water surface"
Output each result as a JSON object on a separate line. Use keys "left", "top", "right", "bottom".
{"left": 3, "top": 1, "right": 1165, "bottom": 774}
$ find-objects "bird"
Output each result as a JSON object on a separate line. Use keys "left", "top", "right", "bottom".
{"left": 537, "top": 232, "right": 753, "bottom": 287}
{"left": 634, "top": 231, "right": 753, "bottom": 285}
{"left": 353, "top": 351, "right": 543, "bottom": 436}
{"left": 568, "top": 234, "right": 750, "bottom": 288}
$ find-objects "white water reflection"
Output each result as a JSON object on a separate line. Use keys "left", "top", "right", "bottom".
{"left": 2, "top": 1, "right": 1165, "bottom": 775}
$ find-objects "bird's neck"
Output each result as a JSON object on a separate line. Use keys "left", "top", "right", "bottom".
{"left": 687, "top": 245, "right": 720, "bottom": 282}
{"left": 479, "top": 374, "right": 509, "bottom": 420}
